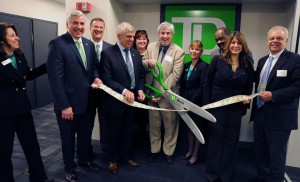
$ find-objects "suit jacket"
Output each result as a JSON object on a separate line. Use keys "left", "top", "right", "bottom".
{"left": 0, "top": 51, "right": 46, "bottom": 115}
{"left": 252, "top": 49, "right": 300, "bottom": 130}
{"left": 99, "top": 43, "right": 145, "bottom": 114}
{"left": 103, "top": 41, "right": 112, "bottom": 50}
{"left": 180, "top": 59, "right": 209, "bottom": 106}
{"left": 47, "top": 32, "right": 99, "bottom": 114}
{"left": 203, "top": 55, "right": 254, "bottom": 114}
{"left": 143, "top": 42, "right": 185, "bottom": 109}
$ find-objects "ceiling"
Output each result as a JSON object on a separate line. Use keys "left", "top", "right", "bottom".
{"left": 51, "top": 0, "right": 293, "bottom": 5}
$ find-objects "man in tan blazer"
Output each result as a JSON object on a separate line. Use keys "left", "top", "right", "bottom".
{"left": 143, "top": 22, "right": 185, "bottom": 164}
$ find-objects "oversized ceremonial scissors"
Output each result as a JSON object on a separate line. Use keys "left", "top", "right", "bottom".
{"left": 145, "top": 62, "right": 216, "bottom": 144}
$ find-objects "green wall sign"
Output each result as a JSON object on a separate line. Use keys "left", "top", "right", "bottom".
{"left": 162, "top": 4, "right": 241, "bottom": 63}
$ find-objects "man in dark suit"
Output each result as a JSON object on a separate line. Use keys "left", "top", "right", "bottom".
{"left": 99, "top": 22, "right": 145, "bottom": 175}
{"left": 251, "top": 25, "right": 300, "bottom": 182}
{"left": 89, "top": 17, "right": 112, "bottom": 158}
{"left": 47, "top": 10, "right": 102, "bottom": 182}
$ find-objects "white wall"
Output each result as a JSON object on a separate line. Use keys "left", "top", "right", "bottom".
{"left": 0, "top": 0, "right": 65, "bottom": 35}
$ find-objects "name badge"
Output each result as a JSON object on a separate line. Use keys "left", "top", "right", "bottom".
{"left": 277, "top": 70, "right": 287, "bottom": 77}
{"left": 164, "top": 55, "right": 173, "bottom": 63}
{"left": 1, "top": 58, "right": 12, "bottom": 66}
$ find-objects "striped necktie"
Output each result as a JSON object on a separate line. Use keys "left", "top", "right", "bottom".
{"left": 76, "top": 40, "right": 87, "bottom": 69}
{"left": 257, "top": 56, "right": 274, "bottom": 108}
{"left": 123, "top": 48, "right": 135, "bottom": 89}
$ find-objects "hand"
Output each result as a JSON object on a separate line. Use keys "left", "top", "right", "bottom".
{"left": 92, "top": 78, "right": 102, "bottom": 88}
{"left": 124, "top": 90, "right": 135, "bottom": 104}
{"left": 259, "top": 91, "right": 273, "bottom": 102}
{"left": 242, "top": 99, "right": 251, "bottom": 104}
{"left": 137, "top": 90, "right": 145, "bottom": 102}
{"left": 151, "top": 96, "right": 162, "bottom": 102}
{"left": 62, "top": 107, "right": 74, "bottom": 120}
{"left": 148, "top": 59, "right": 157, "bottom": 68}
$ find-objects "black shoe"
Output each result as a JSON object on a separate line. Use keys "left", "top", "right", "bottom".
{"left": 146, "top": 153, "right": 159, "bottom": 162}
{"left": 206, "top": 177, "right": 222, "bottom": 182}
{"left": 44, "top": 178, "right": 54, "bottom": 182}
{"left": 165, "top": 155, "right": 174, "bottom": 164}
{"left": 65, "top": 172, "right": 77, "bottom": 182}
{"left": 249, "top": 177, "right": 266, "bottom": 182}
{"left": 181, "top": 154, "right": 192, "bottom": 160}
{"left": 78, "top": 161, "right": 100, "bottom": 171}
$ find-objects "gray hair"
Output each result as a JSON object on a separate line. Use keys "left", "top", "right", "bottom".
{"left": 116, "top": 22, "right": 135, "bottom": 36}
{"left": 268, "top": 25, "right": 288, "bottom": 39}
{"left": 157, "top": 22, "right": 175, "bottom": 35}
{"left": 66, "top": 10, "right": 85, "bottom": 23}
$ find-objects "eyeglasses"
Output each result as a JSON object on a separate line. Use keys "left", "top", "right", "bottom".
{"left": 215, "top": 37, "right": 224, "bottom": 42}
{"left": 268, "top": 36, "right": 285, "bottom": 41}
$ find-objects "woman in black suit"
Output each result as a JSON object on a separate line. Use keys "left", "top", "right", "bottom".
{"left": 0, "top": 22, "right": 53, "bottom": 182}
{"left": 180, "top": 40, "right": 208, "bottom": 165}
{"left": 203, "top": 31, "right": 254, "bottom": 182}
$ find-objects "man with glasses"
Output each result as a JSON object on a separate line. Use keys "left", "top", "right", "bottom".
{"left": 251, "top": 25, "right": 300, "bottom": 182}
{"left": 210, "top": 27, "right": 231, "bottom": 58}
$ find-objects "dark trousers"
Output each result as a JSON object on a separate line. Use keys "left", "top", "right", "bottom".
{"left": 0, "top": 113, "right": 47, "bottom": 182}
{"left": 104, "top": 106, "right": 135, "bottom": 163}
{"left": 254, "top": 107, "right": 291, "bottom": 182}
{"left": 56, "top": 111, "right": 93, "bottom": 173}
{"left": 205, "top": 109, "right": 242, "bottom": 182}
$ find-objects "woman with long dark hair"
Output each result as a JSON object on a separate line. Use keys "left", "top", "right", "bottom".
{"left": 0, "top": 22, "right": 53, "bottom": 182}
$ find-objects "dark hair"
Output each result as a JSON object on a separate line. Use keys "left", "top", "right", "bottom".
{"left": 221, "top": 31, "right": 250, "bottom": 68}
{"left": 217, "top": 27, "right": 231, "bottom": 36}
{"left": 0, "top": 22, "right": 22, "bottom": 55}
{"left": 90, "top": 17, "right": 105, "bottom": 27}
{"left": 133, "top": 30, "right": 149, "bottom": 49}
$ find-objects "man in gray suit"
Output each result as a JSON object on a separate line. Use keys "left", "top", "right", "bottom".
{"left": 143, "top": 22, "right": 184, "bottom": 164}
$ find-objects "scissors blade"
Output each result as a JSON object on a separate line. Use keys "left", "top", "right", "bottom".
{"left": 164, "top": 90, "right": 216, "bottom": 123}
{"left": 171, "top": 103, "right": 205, "bottom": 144}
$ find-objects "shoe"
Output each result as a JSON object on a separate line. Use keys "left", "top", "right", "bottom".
{"left": 146, "top": 153, "right": 159, "bottom": 162}
{"left": 249, "top": 177, "right": 266, "bottom": 182}
{"left": 108, "top": 162, "right": 118, "bottom": 175}
{"left": 65, "top": 172, "right": 77, "bottom": 182}
{"left": 127, "top": 159, "right": 141, "bottom": 167}
{"left": 185, "top": 156, "right": 198, "bottom": 166}
{"left": 44, "top": 178, "right": 54, "bottom": 182}
{"left": 206, "top": 177, "right": 222, "bottom": 182}
{"left": 181, "top": 154, "right": 192, "bottom": 160}
{"left": 78, "top": 161, "right": 100, "bottom": 171}
{"left": 165, "top": 155, "right": 174, "bottom": 164}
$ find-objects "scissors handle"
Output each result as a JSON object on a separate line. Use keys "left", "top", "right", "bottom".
{"left": 149, "top": 62, "right": 169, "bottom": 90}
{"left": 144, "top": 83, "right": 163, "bottom": 99}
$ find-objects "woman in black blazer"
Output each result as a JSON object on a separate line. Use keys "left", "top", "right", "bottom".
{"left": 180, "top": 40, "right": 208, "bottom": 165}
{"left": 203, "top": 31, "right": 254, "bottom": 182}
{"left": 0, "top": 22, "right": 53, "bottom": 182}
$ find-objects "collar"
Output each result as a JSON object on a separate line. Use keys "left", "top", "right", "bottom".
{"left": 269, "top": 49, "right": 284, "bottom": 60}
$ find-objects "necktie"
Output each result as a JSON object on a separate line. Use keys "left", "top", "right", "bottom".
{"left": 158, "top": 47, "right": 165, "bottom": 62}
{"left": 96, "top": 44, "right": 100, "bottom": 61}
{"left": 123, "top": 48, "right": 135, "bottom": 89}
{"left": 76, "top": 41, "right": 87, "bottom": 69}
{"left": 257, "top": 56, "right": 274, "bottom": 108}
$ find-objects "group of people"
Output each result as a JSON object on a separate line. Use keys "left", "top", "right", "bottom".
{"left": 1, "top": 9, "right": 300, "bottom": 182}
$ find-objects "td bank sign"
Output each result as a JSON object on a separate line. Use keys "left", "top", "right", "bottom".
{"left": 163, "top": 4, "right": 240, "bottom": 63}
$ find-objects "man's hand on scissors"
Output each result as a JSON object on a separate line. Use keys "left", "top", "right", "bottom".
{"left": 148, "top": 59, "right": 157, "bottom": 68}
{"left": 137, "top": 90, "right": 145, "bottom": 102}
{"left": 151, "top": 96, "right": 162, "bottom": 102}
{"left": 123, "top": 90, "right": 135, "bottom": 103}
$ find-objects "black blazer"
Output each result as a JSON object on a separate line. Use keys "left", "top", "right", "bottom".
{"left": 203, "top": 56, "right": 254, "bottom": 114}
{"left": 47, "top": 32, "right": 99, "bottom": 114}
{"left": 180, "top": 59, "right": 208, "bottom": 106}
{"left": 0, "top": 51, "right": 46, "bottom": 115}
{"left": 99, "top": 44, "right": 145, "bottom": 114}
{"left": 252, "top": 49, "right": 300, "bottom": 130}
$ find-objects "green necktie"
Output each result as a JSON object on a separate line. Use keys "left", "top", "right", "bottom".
{"left": 96, "top": 44, "right": 100, "bottom": 61}
{"left": 8, "top": 55, "right": 18, "bottom": 69}
{"left": 76, "top": 41, "right": 87, "bottom": 69}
